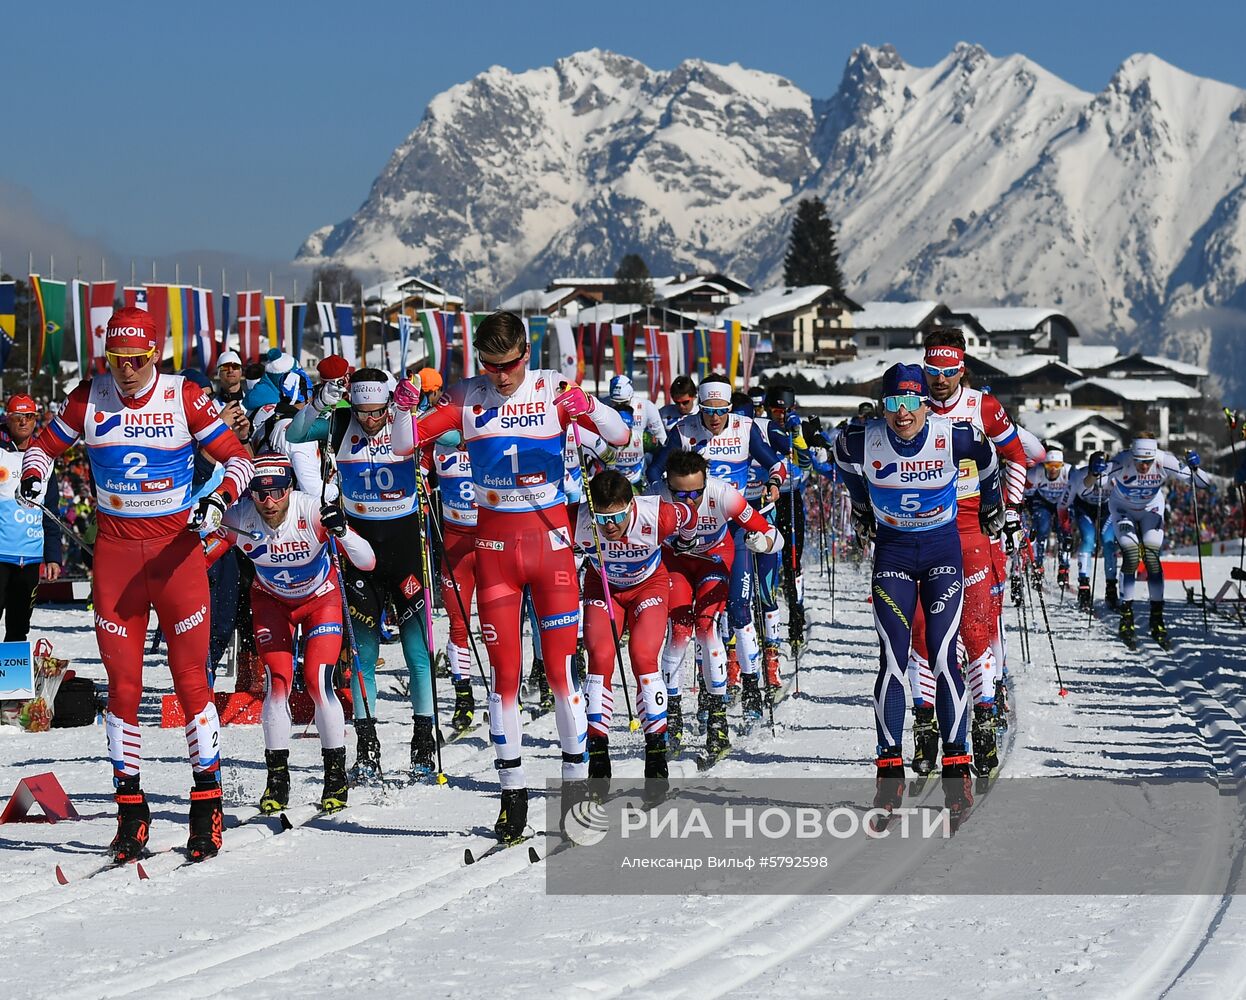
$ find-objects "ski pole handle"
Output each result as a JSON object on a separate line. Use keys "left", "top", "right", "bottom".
{"left": 218, "top": 523, "right": 264, "bottom": 542}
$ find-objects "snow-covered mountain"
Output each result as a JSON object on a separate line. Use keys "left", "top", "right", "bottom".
{"left": 298, "top": 44, "right": 1246, "bottom": 400}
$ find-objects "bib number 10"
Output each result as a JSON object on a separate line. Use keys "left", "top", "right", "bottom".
{"left": 360, "top": 466, "right": 395, "bottom": 491}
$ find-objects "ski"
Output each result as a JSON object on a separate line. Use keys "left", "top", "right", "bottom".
{"left": 464, "top": 826, "right": 539, "bottom": 865}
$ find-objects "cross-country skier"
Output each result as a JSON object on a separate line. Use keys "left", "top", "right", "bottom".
{"left": 205, "top": 453, "right": 374, "bottom": 813}
{"left": 20, "top": 307, "right": 253, "bottom": 863}
{"left": 761, "top": 384, "right": 810, "bottom": 655}
{"left": 658, "top": 450, "right": 783, "bottom": 762}
{"left": 1105, "top": 436, "right": 1209, "bottom": 647}
{"left": 658, "top": 375, "right": 698, "bottom": 431}
{"left": 574, "top": 469, "right": 697, "bottom": 782}
{"left": 1024, "top": 447, "right": 1073, "bottom": 588}
{"left": 395, "top": 311, "right": 629, "bottom": 843}
{"left": 598, "top": 375, "right": 666, "bottom": 489}
{"left": 1060, "top": 451, "right": 1118, "bottom": 611}
{"left": 287, "top": 366, "right": 434, "bottom": 781}
{"left": 835, "top": 363, "right": 1004, "bottom": 817}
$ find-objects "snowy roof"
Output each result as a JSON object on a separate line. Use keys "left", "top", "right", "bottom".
{"left": 497, "top": 287, "right": 581, "bottom": 312}
{"left": 1067, "top": 377, "right": 1202, "bottom": 401}
{"left": 572, "top": 302, "right": 698, "bottom": 325}
{"left": 848, "top": 300, "right": 942, "bottom": 329}
{"left": 551, "top": 277, "right": 619, "bottom": 287}
{"left": 654, "top": 277, "right": 733, "bottom": 301}
{"left": 717, "top": 285, "right": 836, "bottom": 325}
{"left": 769, "top": 348, "right": 919, "bottom": 388}
{"left": 1140, "top": 355, "right": 1208, "bottom": 377}
{"left": 1016, "top": 407, "right": 1128, "bottom": 439}
{"left": 952, "top": 306, "right": 1068, "bottom": 333}
{"left": 363, "top": 276, "right": 462, "bottom": 307}
{"left": 980, "top": 355, "right": 1080, "bottom": 378}
{"left": 1066, "top": 344, "right": 1122, "bottom": 369}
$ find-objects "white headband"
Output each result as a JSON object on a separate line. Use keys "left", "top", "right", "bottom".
{"left": 1132, "top": 438, "right": 1158, "bottom": 460}
{"left": 698, "top": 381, "right": 731, "bottom": 405}
{"left": 350, "top": 380, "right": 390, "bottom": 406}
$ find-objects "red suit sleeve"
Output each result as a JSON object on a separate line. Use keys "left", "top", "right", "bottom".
{"left": 981, "top": 393, "right": 1029, "bottom": 507}
{"left": 658, "top": 500, "right": 697, "bottom": 541}
{"left": 725, "top": 488, "right": 772, "bottom": 534}
{"left": 183, "top": 380, "right": 253, "bottom": 504}
{"left": 412, "top": 390, "right": 464, "bottom": 448}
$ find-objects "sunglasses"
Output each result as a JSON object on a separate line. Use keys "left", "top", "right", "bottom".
{"left": 699, "top": 404, "right": 731, "bottom": 417}
{"left": 923, "top": 364, "right": 963, "bottom": 379}
{"left": 672, "top": 397, "right": 695, "bottom": 408}
{"left": 671, "top": 487, "right": 706, "bottom": 501}
{"left": 479, "top": 348, "right": 528, "bottom": 374}
{"left": 253, "top": 486, "right": 290, "bottom": 501}
{"left": 352, "top": 405, "right": 388, "bottom": 419}
{"left": 882, "top": 393, "right": 924, "bottom": 413}
{"left": 593, "top": 507, "right": 631, "bottom": 527}
{"left": 106, "top": 348, "right": 156, "bottom": 371}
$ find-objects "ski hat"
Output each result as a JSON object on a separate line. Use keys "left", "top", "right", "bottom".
{"left": 251, "top": 453, "right": 293, "bottom": 493}
{"left": 609, "top": 375, "right": 634, "bottom": 403}
{"left": 748, "top": 386, "right": 766, "bottom": 404}
{"left": 244, "top": 380, "right": 280, "bottom": 411}
{"left": 880, "top": 363, "right": 927, "bottom": 399}
{"left": 216, "top": 350, "right": 242, "bottom": 370}
{"left": 105, "top": 307, "right": 159, "bottom": 353}
{"left": 5, "top": 394, "right": 37, "bottom": 416}
{"left": 1132, "top": 437, "right": 1158, "bottom": 461}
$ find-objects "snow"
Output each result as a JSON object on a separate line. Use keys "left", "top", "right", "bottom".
{"left": 1068, "top": 377, "right": 1203, "bottom": 401}
{"left": 1016, "top": 406, "right": 1128, "bottom": 439}
{"left": 1141, "top": 355, "right": 1209, "bottom": 377}
{"left": 769, "top": 348, "right": 917, "bottom": 388}
{"left": 717, "top": 285, "right": 834, "bottom": 326}
{"left": 951, "top": 306, "right": 1070, "bottom": 333}
{"left": 847, "top": 300, "right": 942, "bottom": 330}
{"left": 7, "top": 547, "right": 1246, "bottom": 996}
{"left": 1067, "top": 345, "right": 1123, "bottom": 370}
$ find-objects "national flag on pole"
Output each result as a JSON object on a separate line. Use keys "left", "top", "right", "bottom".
{"left": 524, "top": 316, "right": 548, "bottom": 370}
{"left": 30, "top": 275, "right": 66, "bottom": 378}
{"left": 167, "top": 285, "right": 187, "bottom": 370}
{"left": 264, "top": 296, "right": 285, "bottom": 353}
{"left": 90, "top": 281, "right": 116, "bottom": 374}
{"left": 741, "top": 328, "right": 759, "bottom": 390}
{"left": 72, "top": 280, "right": 90, "bottom": 379}
{"left": 574, "top": 323, "right": 587, "bottom": 382}
{"left": 610, "top": 323, "right": 628, "bottom": 379}
{"left": 335, "top": 304, "right": 356, "bottom": 368}
{"left": 286, "top": 301, "right": 306, "bottom": 366}
{"left": 123, "top": 286, "right": 147, "bottom": 311}
{"left": 667, "top": 331, "right": 687, "bottom": 389}
{"left": 709, "top": 328, "right": 726, "bottom": 375}
{"left": 0, "top": 281, "right": 15, "bottom": 374}
{"left": 552, "top": 318, "right": 577, "bottom": 384}
{"left": 144, "top": 285, "right": 169, "bottom": 361}
{"left": 220, "top": 292, "right": 231, "bottom": 352}
{"left": 195, "top": 288, "right": 218, "bottom": 372}
{"left": 725, "top": 320, "right": 742, "bottom": 388}
{"left": 398, "top": 312, "right": 414, "bottom": 372}
{"left": 642, "top": 325, "right": 661, "bottom": 400}
{"left": 237, "top": 291, "right": 262, "bottom": 362}
{"left": 418, "top": 309, "right": 446, "bottom": 377}
{"left": 318, "top": 301, "right": 339, "bottom": 356}
{"left": 592, "top": 323, "right": 609, "bottom": 391}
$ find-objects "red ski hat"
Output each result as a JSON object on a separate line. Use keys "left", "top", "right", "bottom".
{"left": 5, "top": 394, "right": 38, "bottom": 416}
{"left": 105, "top": 307, "right": 159, "bottom": 353}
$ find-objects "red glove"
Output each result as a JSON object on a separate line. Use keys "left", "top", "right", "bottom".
{"left": 393, "top": 378, "right": 420, "bottom": 413}
{"left": 555, "top": 385, "right": 595, "bottom": 419}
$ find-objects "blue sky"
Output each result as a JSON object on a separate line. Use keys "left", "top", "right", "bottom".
{"left": 4, "top": 0, "right": 1244, "bottom": 269}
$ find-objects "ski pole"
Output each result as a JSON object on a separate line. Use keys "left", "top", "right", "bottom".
{"left": 829, "top": 477, "right": 839, "bottom": 622}
{"left": 1188, "top": 469, "right": 1209, "bottom": 635}
{"left": 413, "top": 463, "right": 447, "bottom": 782}
{"left": 786, "top": 470, "right": 802, "bottom": 696}
{"left": 1026, "top": 537, "right": 1068, "bottom": 697}
{"left": 1087, "top": 486, "right": 1104, "bottom": 629}
{"left": 751, "top": 549, "right": 776, "bottom": 737}
{"left": 31, "top": 498, "right": 93, "bottom": 556}
{"left": 218, "top": 523, "right": 265, "bottom": 542}
{"left": 1224, "top": 409, "right": 1246, "bottom": 592}
{"left": 572, "top": 420, "right": 638, "bottom": 732}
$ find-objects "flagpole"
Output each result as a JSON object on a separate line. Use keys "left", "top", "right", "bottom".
{"left": 26, "top": 251, "right": 33, "bottom": 392}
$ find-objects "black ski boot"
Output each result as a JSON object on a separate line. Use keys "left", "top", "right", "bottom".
{"left": 1119, "top": 604, "right": 1136, "bottom": 648}
{"left": 1030, "top": 565, "right": 1045, "bottom": 590}
{"left": 109, "top": 778, "right": 150, "bottom": 863}
{"left": 940, "top": 744, "right": 974, "bottom": 830}
{"left": 321, "top": 746, "right": 348, "bottom": 813}
{"left": 741, "top": 673, "right": 763, "bottom": 721}
{"left": 872, "top": 746, "right": 905, "bottom": 829}
{"left": 527, "top": 657, "right": 553, "bottom": 713}
{"left": 696, "top": 674, "right": 710, "bottom": 732}
{"left": 187, "top": 776, "right": 224, "bottom": 863}
{"left": 971, "top": 704, "right": 999, "bottom": 777}
{"left": 410, "top": 715, "right": 437, "bottom": 779}
{"left": 450, "top": 678, "right": 475, "bottom": 734}
{"left": 705, "top": 697, "right": 730, "bottom": 761}
{"left": 667, "top": 694, "right": 684, "bottom": 753}
{"left": 994, "top": 677, "right": 1011, "bottom": 732}
{"left": 644, "top": 731, "right": 670, "bottom": 806}
{"left": 1104, "top": 578, "right": 1119, "bottom": 610}
{"left": 911, "top": 705, "right": 939, "bottom": 777}
{"left": 350, "top": 717, "right": 382, "bottom": 784}
{"left": 587, "top": 735, "right": 612, "bottom": 780}
{"left": 259, "top": 748, "right": 290, "bottom": 814}
{"left": 1057, "top": 566, "right": 1070, "bottom": 589}
{"left": 1010, "top": 573, "right": 1025, "bottom": 605}
{"left": 495, "top": 786, "right": 529, "bottom": 844}
{"left": 1077, "top": 576, "right": 1091, "bottom": 612}
{"left": 1150, "top": 601, "right": 1170, "bottom": 649}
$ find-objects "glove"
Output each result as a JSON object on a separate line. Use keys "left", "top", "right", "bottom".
{"left": 319, "top": 503, "right": 348, "bottom": 538}
{"left": 670, "top": 534, "right": 700, "bottom": 554}
{"left": 850, "top": 503, "right": 876, "bottom": 545}
{"left": 745, "top": 527, "right": 782, "bottom": 554}
{"left": 979, "top": 503, "right": 1006, "bottom": 538}
{"left": 555, "top": 385, "right": 595, "bottom": 419}
{"left": 312, "top": 378, "right": 344, "bottom": 414}
{"left": 393, "top": 378, "right": 420, "bottom": 413}
{"left": 1089, "top": 455, "right": 1108, "bottom": 476}
{"left": 1002, "top": 507, "right": 1024, "bottom": 553}
{"left": 188, "top": 493, "right": 227, "bottom": 534}
{"left": 784, "top": 411, "right": 802, "bottom": 434}
{"left": 17, "top": 473, "right": 44, "bottom": 509}
{"left": 802, "top": 415, "right": 823, "bottom": 440}
{"left": 1185, "top": 450, "right": 1201, "bottom": 469}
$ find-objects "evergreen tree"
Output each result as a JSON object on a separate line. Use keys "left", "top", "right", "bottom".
{"left": 783, "top": 197, "right": 845, "bottom": 292}
{"left": 614, "top": 253, "right": 654, "bottom": 305}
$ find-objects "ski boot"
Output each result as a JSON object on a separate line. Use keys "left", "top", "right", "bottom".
{"left": 696, "top": 675, "right": 710, "bottom": 733}
{"left": 1010, "top": 573, "right": 1025, "bottom": 605}
{"left": 587, "top": 734, "right": 612, "bottom": 780}
{"left": 1150, "top": 601, "right": 1170, "bottom": 649}
{"left": 644, "top": 731, "right": 670, "bottom": 806}
{"left": 109, "top": 778, "right": 150, "bottom": 864}
{"left": 911, "top": 705, "right": 939, "bottom": 776}
{"left": 410, "top": 715, "right": 437, "bottom": 779}
{"left": 667, "top": 694, "right": 684, "bottom": 753}
{"left": 573, "top": 642, "right": 588, "bottom": 688}
{"left": 940, "top": 744, "right": 974, "bottom": 830}
{"left": 1119, "top": 604, "right": 1137, "bottom": 649}
{"left": 450, "top": 678, "right": 475, "bottom": 734}
{"left": 705, "top": 697, "right": 731, "bottom": 762}
{"left": 725, "top": 647, "right": 741, "bottom": 706}
{"left": 259, "top": 748, "right": 291, "bottom": 814}
{"left": 321, "top": 746, "right": 349, "bottom": 813}
{"left": 1077, "top": 576, "right": 1091, "bottom": 612}
{"left": 1057, "top": 566, "right": 1070, "bottom": 589}
{"left": 872, "top": 746, "right": 905, "bottom": 830}
{"left": 527, "top": 657, "right": 553, "bottom": 713}
{"left": 1104, "top": 578, "right": 1119, "bottom": 610}
{"left": 187, "top": 775, "right": 224, "bottom": 862}
{"left": 740, "top": 673, "right": 763, "bottom": 722}
{"left": 994, "top": 677, "right": 1011, "bottom": 732}
{"left": 1030, "top": 564, "right": 1045, "bottom": 590}
{"left": 971, "top": 704, "right": 999, "bottom": 778}
{"left": 350, "top": 717, "right": 382, "bottom": 784}
{"left": 763, "top": 644, "right": 782, "bottom": 704}
{"left": 495, "top": 786, "right": 529, "bottom": 844}
{"left": 789, "top": 603, "right": 806, "bottom": 647}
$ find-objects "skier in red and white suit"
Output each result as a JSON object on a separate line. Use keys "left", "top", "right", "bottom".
{"left": 906, "top": 331, "right": 1030, "bottom": 776}
{"left": 572, "top": 468, "right": 697, "bottom": 781}
{"left": 392, "top": 311, "right": 629, "bottom": 843}
{"left": 20, "top": 307, "right": 253, "bottom": 863}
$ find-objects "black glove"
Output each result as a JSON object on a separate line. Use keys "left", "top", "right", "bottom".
{"left": 850, "top": 503, "right": 876, "bottom": 546}
{"left": 980, "top": 503, "right": 1006, "bottom": 539}
{"left": 17, "top": 474, "right": 44, "bottom": 509}
{"left": 1002, "top": 507, "right": 1024, "bottom": 553}
{"left": 188, "top": 492, "right": 227, "bottom": 534}
{"left": 320, "top": 503, "right": 348, "bottom": 538}
{"left": 670, "top": 534, "right": 700, "bottom": 554}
